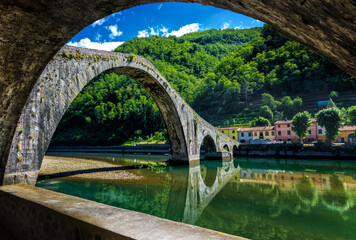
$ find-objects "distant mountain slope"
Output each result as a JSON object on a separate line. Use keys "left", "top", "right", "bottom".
{"left": 51, "top": 26, "right": 355, "bottom": 145}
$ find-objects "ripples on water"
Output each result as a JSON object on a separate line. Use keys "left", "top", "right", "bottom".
{"left": 37, "top": 154, "right": 356, "bottom": 240}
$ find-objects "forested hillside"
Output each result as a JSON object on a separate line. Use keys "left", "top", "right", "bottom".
{"left": 51, "top": 25, "right": 355, "bottom": 146}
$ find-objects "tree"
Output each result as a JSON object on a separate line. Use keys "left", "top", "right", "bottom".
{"left": 292, "top": 97, "right": 303, "bottom": 113}
{"left": 329, "top": 91, "right": 338, "bottom": 99}
{"left": 316, "top": 108, "right": 342, "bottom": 142}
{"left": 327, "top": 98, "right": 337, "bottom": 108}
{"left": 240, "top": 78, "right": 253, "bottom": 108}
{"left": 347, "top": 106, "right": 356, "bottom": 134}
{"left": 260, "top": 105, "right": 274, "bottom": 121}
{"left": 261, "top": 93, "right": 277, "bottom": 110}
{"left": 347, "top": 106, "right": 356, "bottom": 125}
{"left": 250, "top": 116, "right": 271, "bottom": 127}
{"left": 291, "top": 111, "right": 312, "bottom": 142}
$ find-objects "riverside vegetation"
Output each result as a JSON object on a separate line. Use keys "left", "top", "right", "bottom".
{"left": 51, "top": 25, "right": 356, "bottom": 146}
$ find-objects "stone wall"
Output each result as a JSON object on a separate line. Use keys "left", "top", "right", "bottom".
{"left": 0, "top": 184, "right": 244, "bottom": 240}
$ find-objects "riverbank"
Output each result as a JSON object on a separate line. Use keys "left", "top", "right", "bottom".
{"left": 39, "top": 156, "right": 144, "bottom": 181}
{"left": 47, "top": 144, "right": 170, "bottom": 154}
{"left": 237, "top": 143, "right": 356, "bottom": 160}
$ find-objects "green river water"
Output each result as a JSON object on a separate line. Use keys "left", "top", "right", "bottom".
{"left": 36, "top": 153, "right": 356, "bottom": 240}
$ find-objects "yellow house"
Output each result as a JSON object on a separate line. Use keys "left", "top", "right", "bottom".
{"left": 337, "top": 126, "right": 356, "bottom": 143}
{"left": 218, "top": 127, "right": 239, "bottom": 141}
{"left": 318, "top": 125, "right": 356, "bottom": 142}
{"left": 251, "top": 126, "right": 275, "bottom": 140}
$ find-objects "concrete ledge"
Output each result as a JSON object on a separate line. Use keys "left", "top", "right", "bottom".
{"left": 0, "top": 185, "right": 246, "bottom": 240}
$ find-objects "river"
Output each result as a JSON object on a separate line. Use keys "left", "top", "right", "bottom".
{"left": 36, "top": 153, "right": 356, "bottom": 240}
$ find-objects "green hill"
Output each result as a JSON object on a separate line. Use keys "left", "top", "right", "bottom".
{"left": 51, "top": 25, "right": 355, "bottom": 145}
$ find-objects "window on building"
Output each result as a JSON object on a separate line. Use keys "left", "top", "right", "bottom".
{"left": 241, "top": 133, "right": 244, "bottom": 137}
{"left": 222, "top": 131, "right": 224, "bottom": 133}
{"left": 318, "top": 129, "right": 322, "bottom": 134}
{"left": 233, "top": 136, "right": 235, "bottom": 139}
{"left": 287, "top": 130, "right": 291, "bottom": 135}
{"left": 308, "top": 130, "right": 311, "bottom": 134}
{"left": 287, "top": 124, "right": 290, "bottom": 127}
{"left": 254, "top": 132, "right": 257, "bottom": 136}
{"left": 278, "top": 125, "right": 280, "bottom": 128}
{"left": 232, "top": 130, "right": 235, "bottom": 133}
{"left": 278, "top": 131, "right": 281, "bottom": 136}
{"left": 272, "top": 132, "right": 275, "bottom": 136}
{"left": 248, "top": 132, "right": 252, "bottom": 137}
{"left": 265, "top": 132, "right": 269, "bottom": 136}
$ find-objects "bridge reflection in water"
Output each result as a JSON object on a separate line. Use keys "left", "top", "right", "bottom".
{"left": 37, "top": 157, "right": 356, "bottom": 240}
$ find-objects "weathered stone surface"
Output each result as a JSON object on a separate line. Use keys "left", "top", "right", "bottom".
{"left": 3, "top": 46, "right": 238, "bottom": 185}
{"left": 1, "top": 0, "right": 355, "bottom": 184}
{"left": 0, "top": 183, "right": 246, "bottom": 240}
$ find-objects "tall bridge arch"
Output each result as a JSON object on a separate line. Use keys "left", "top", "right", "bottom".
{"left": 0, "top": 1, "right": 355, "bottom": 184}
{"left": 3, "top": 46, "right": 238, "bottom": 185}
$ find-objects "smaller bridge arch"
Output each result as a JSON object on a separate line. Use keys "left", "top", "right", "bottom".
{"left": 233, "top": 145, "right": 238, "bottom": 156}
{"left": 223, "top": 144, "right": 230, "bottom": 152}
{"left": 199, "top": 134, "right": 217, "bottom": 160}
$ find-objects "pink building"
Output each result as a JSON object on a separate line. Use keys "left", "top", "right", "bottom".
{"left": 274, "top": 119, "right": 318, "bottom": 143}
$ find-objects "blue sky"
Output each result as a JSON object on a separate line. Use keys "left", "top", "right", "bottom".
{"left": 68, "top": 3, "right": 264, "bottom": 51}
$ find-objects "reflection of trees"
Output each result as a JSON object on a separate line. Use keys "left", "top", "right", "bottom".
{"left": 322, "top": 175, "right": 354, "bottom": 213}
{"left": 296, "top": 175, "right": 318, "bottom": 207}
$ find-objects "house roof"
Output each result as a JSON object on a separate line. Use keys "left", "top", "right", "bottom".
{"left": 238, "top": 126, "right": 274, "bottom": 132}
{"left": 274, "top": 119, "right": 316, "bottom": 125}
{"left": 340, "top": 125, "right": 356, "bottom": 131}
{"left": 217, "top": 127, "right": 239, "bottom": 130}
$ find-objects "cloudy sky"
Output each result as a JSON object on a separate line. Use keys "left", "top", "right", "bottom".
{"left": 68, "top": 2, "right": 264, "bottom": 51}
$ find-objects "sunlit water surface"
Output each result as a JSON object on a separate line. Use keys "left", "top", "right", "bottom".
{"left": 37, "top": 154, "right": 356, "bottom": 240}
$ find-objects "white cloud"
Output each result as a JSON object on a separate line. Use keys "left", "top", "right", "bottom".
{"left": 92, "top": 19, "right": 106, "bottom": 27}
{"left": 158, "top": 4, "right": 163, "bottom": 10}
{"left": 137, "top": 30, "right": 149, "bottom": 38}
{"left": 166, "top": 23, "right": 200, "bottom": 37}
{"left": 222, "top": 22, "right": 230, "bottom": 30}
{"left": 160, "top": 26, "right": 169, "bottom": 36}
{"left": 235, "top": 25, "right": 244, "bottom": 30}
{"left": 108, "top": 25, "right": 123, "bottom": 39}
{"left": 95, "top": 33, "right": 102, "bottom": 41}
{"left": 67, "top": 38, "right": 124, "bottom": 51}
{"left": 150, "top": 28, "right": 159, "bottom": 36}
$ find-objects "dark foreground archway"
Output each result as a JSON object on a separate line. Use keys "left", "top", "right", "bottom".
{"left": 0, "top": 0, "right": 355, "bottom": 184}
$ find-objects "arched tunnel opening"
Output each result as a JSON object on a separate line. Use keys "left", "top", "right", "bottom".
{"left": 199, "top": 135, "right": 217, "bottom": 160}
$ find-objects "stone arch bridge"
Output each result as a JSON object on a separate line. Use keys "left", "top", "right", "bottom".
{"left": 3, "top": 46, "right": 238, "bottom": 185}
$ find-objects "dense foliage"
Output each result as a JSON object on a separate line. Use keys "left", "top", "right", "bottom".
{"left": 52, "top": 73, "right": 165, "bottom": 145}
{"left": 316, "top": 108, "right": 342, "bottom": 142}
{"left": 291, "top": 111, "right": 312, "bottom": 142}
{"left": 250, "top": 117, "right": 271, "bottom": 127}
{"left": 51, "top": 25, "right": 355, "bottom": 146}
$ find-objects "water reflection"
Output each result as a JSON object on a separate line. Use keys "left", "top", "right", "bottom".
{"left": 37, "top": 156, "right": 356, "bottom": 240}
